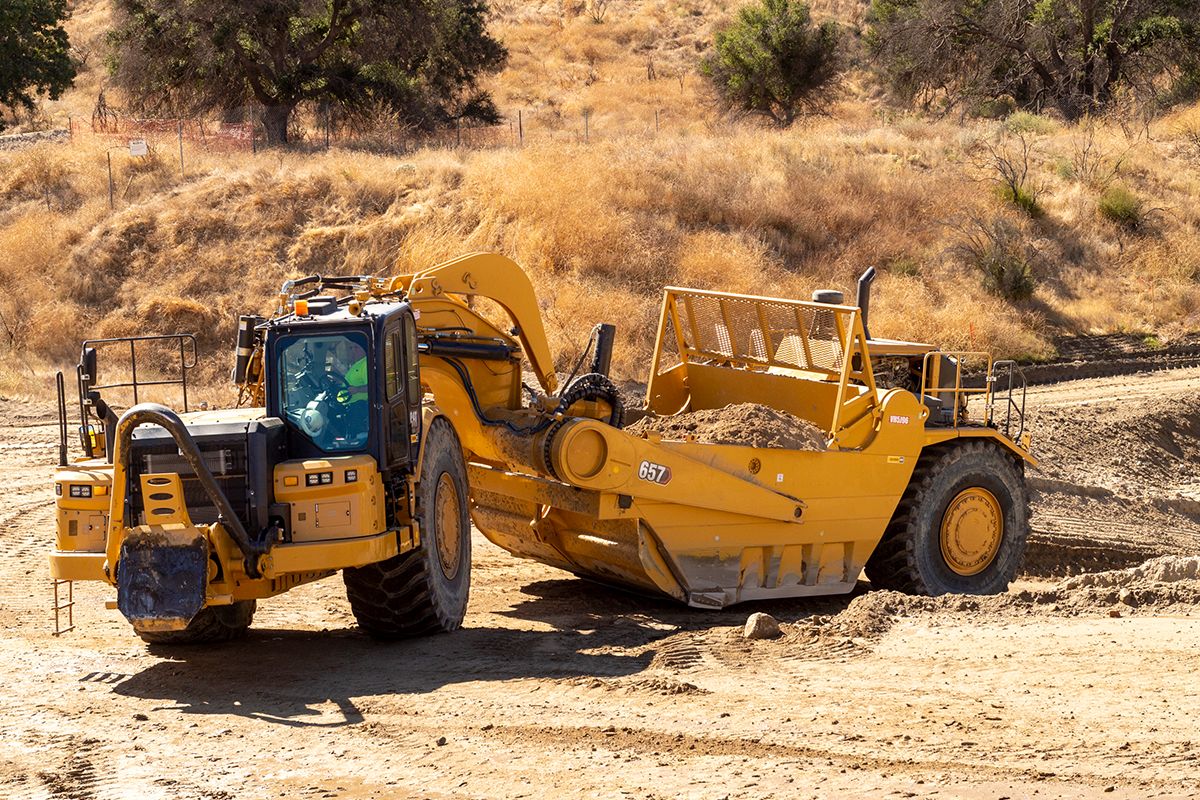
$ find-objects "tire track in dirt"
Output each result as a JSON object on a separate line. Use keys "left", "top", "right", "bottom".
{"left": 1, "top": 732, "right": 115, "bottom": 800}
{"left": 477, "top": 721, "right": 1177, "bottom": 793}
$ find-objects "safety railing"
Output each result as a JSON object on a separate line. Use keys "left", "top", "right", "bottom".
{"left": 650, "top": 287, "right": 853, "bottom": 378}
{"left": 55, "top": 372, "right": 69, "bottom": 467}
{"left": 991, "top": 360, "right": 1028, "bottom": 441}
{"left": 921, "top": 352, "right": 1027, "bottom": 439}
{"left": 79, "top": 333, "right": 198, "bottom": 410}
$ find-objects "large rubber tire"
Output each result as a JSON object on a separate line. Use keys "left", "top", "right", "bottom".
{"left": 865, "top": 440, "right": 1028, "bottom": 595}
{"left": 136, "top": 600, "right": 256, "bottom": 645}
{"left": 343, "top": 417, "right": 470, "bottom": 639}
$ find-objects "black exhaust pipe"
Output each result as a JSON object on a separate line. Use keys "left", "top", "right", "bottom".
{"left": 233, "top": 315, "right": 265, "bottom": 384}
{"left": 856, "top": 267, "right": 877, "bottom": 340}
{"left": 589, "top": 323, "right": 616, "bottom": 377}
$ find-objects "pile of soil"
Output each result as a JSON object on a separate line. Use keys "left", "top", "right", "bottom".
{"left": 774, "top": 555, "right": 1200, "bottom": 658}
{"left": 1028, "top": 394, "right": 1200, "bottom": 499}
{"left": 627, "top": 403, "right": 827, "bottom": 451}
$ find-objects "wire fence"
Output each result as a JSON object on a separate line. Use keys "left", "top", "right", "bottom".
{"left": 29, "top": 104, "right": 676, "bottom": 211}
{"left": 66, "top": 104, "right": 672, "bottom": 157}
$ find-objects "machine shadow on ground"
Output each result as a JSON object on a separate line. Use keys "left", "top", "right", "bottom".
{"left": 109, "top": 574, "right": 867, "bottom": 726}
{"left": 112, "top": 610, "right": 654, "bottom": 727}
{"left": 498, "top": 575, "right": 868, "bottom": 636}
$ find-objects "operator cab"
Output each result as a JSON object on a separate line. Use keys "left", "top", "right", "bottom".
{"left": 264, "top": 299, "right": 422, "bottom": 475}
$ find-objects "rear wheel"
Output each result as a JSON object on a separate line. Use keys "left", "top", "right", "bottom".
{"left": 343, "top": 417, "right": 470, "bottom": 639}
{"left": 136, "top": 600, "right": 256, "bottom": 645}
{"left": 865, "top": 440, "right": 1028, "bottom": 595}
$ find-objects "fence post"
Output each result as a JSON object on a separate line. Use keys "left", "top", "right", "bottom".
{"left": 324, "top": 106, "right": 330, "bottom": 150}
{"left": 655, "top": 109, "right": 660, "bottom": 134}
{"left": 107, "top": 151, "right": 114, "bottom": 210}
{"left": 177, "top": 120, "right": 185, "bottom": 178}
{"left": 518, "top": 110, "right": 524, "bottom": 147}
{"left": 456, "top": 118, "right": 461, "bottom": 148}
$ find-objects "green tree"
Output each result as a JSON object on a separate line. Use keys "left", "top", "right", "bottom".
{"left": 108, "top": 0, "right": 507, "bottom": 144}
{"left": 702, "top": 0, "right": 840, "bottom": 127}
{"left": 0, "top": 0, "right": 76, "bottom": 128}
{"left": 869, "top": 0, "right": 1200, "bottom": 119}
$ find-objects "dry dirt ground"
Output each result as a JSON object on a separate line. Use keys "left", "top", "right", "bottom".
{"left": 3, "top": 370, "right": 1200, "bottom": 800}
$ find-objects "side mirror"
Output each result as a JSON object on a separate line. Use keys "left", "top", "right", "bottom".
{"left": 80, "top": 347, "right": 98, "bottom": 387}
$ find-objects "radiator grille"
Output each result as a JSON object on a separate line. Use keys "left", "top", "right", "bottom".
{"left": 131, "top": 442, "right": 250, "bottom": 529}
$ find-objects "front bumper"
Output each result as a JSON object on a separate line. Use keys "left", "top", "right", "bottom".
{"left": 49, "top": 551, "right": 106, "bottom": 581}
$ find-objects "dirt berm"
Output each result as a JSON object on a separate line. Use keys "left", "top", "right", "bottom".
{"left": 627, "top": 403, "right": 828, "bottom": 450}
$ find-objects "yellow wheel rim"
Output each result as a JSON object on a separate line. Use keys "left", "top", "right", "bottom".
{"left": 435, "top": 473, "right": 463, "bottom": 580}
{"left": 939, "top": 487, "right": 1004, "bottom": 576}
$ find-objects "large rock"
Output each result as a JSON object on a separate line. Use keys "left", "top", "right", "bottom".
{"left": 743, "top": 612, "right": 781, "bottom": 640}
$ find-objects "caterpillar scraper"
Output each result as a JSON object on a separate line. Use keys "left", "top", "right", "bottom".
{"left": 49, "top": 253, "right": 1032, "bottom": 643}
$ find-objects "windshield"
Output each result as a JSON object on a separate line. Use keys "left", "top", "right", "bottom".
{"left": 277, "top": 332, "right": 370, "bottom": 452}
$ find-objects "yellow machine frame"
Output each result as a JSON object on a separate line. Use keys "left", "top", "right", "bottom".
{"left": 49, "top": 251, "right": 1035, "bottom": 623}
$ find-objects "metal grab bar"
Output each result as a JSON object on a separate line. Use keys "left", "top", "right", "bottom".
{"left": 918, "top": 352, "right": 1027, "bottom": 442}
{"left": 55, "top": 372, "right": 68, "bottom": 467}
{"left": 919, "top": 351, "right": 993, "bottom": 426}
{"left": 991, "top": 360, "right": 1028, "bottom": 441}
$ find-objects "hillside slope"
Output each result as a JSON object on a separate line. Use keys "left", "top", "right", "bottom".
{"left": 1, "top": 0, "right": 1199, "bottom": 395}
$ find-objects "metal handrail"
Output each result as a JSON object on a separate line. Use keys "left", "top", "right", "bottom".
{"left": 991, "top": 360, "right": 1028, "bottom": 440}
{"left": 81, "top": 333, "right": 198, "bottom": 409}
{"left": 919, "top": 352, "right": 1027, "bottom": 440}
{"left": 74, "top": 334, "right": 200, "bottom": 460}
{"left": 919, "top": 351, "right": 993, "bottom": 426}
{"left": 55, "top": 372, "right": 68, "bottom": 467}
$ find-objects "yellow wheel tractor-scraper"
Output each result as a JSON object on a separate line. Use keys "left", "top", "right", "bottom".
{"left": 49, "top": 253, "right": 1033, "bottom": 643}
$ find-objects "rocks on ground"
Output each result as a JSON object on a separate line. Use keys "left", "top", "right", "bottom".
{"left": 742, "top": 612, "right": 781, "bottom": 639}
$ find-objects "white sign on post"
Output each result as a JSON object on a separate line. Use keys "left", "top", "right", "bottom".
{"left": 129, "top": 139, "right": 149, "bottom": 157}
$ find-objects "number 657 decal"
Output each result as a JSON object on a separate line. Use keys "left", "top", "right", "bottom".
{"left": 638, "top": 460, "right": 672, "bottom": 485}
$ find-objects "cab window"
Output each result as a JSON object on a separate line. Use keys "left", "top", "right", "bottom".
{"left": 278, "top": 332, "right": 370, "bottom": 452}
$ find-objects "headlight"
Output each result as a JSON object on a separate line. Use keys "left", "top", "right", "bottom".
{"left": 344, "top": 469, "right": 357, "bottom": 483}
{"left": 68, "top": 485, "right": 93, "bottom": 498}
{"left": 306, "top": 471, "right": 334, "bottom": 486}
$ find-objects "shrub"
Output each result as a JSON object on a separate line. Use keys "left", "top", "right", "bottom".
{"left": 949, "top": 216, "right": 1037, "bottom": 301}
{"left": 980, "top": 132, "right": 1042, "bottom": 217}
{"left": 1005, "top": 111, "right": 1059, "bottom": 136}
{"left": 1098, "top": 184, "right": 1143, "bottom": 228}
{"left": 702, "top": 0, "right": 840, "bottom": 127}
{"left": 994, "top": 183, "right": 1040, "bottom": 217}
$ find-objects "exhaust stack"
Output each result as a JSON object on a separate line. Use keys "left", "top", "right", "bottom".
{"left": 856, "top": 266, "right": 877, "bottom": 340}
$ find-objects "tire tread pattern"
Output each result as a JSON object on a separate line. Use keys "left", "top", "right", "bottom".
{"left": 864, "top": 440, "right": 1029, "bottom": 595}
{"left": 343, "top": 417, "right": 469, "bottom": 639}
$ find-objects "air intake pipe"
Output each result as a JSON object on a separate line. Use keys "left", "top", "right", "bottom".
{"left": 856, "top": 266, "right": 877, "bottom": 340}
{"left": 232, "top": 315, "right": 265, "bottom": 384}
{"left": 589, "top": 323, "right": 616, "bottom": 377}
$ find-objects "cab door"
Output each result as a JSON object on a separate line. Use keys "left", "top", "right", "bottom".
{"left": 382, "top": 313, "right": 422, "bottom": 468}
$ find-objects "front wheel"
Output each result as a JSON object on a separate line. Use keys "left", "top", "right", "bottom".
{"left": 865, "top": 440, "right": 1028, "bottom": 595}
{"left": 343, "top": 417, "right": 470, "bottom": 638}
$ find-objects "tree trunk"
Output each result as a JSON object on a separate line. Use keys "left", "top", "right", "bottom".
{"left": 262, "top": 103, "right": 295, "bottom": 145}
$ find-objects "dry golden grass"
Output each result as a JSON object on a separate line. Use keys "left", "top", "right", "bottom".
{"left": 2, "top": 0, "right": 1199, "bottom": 397}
